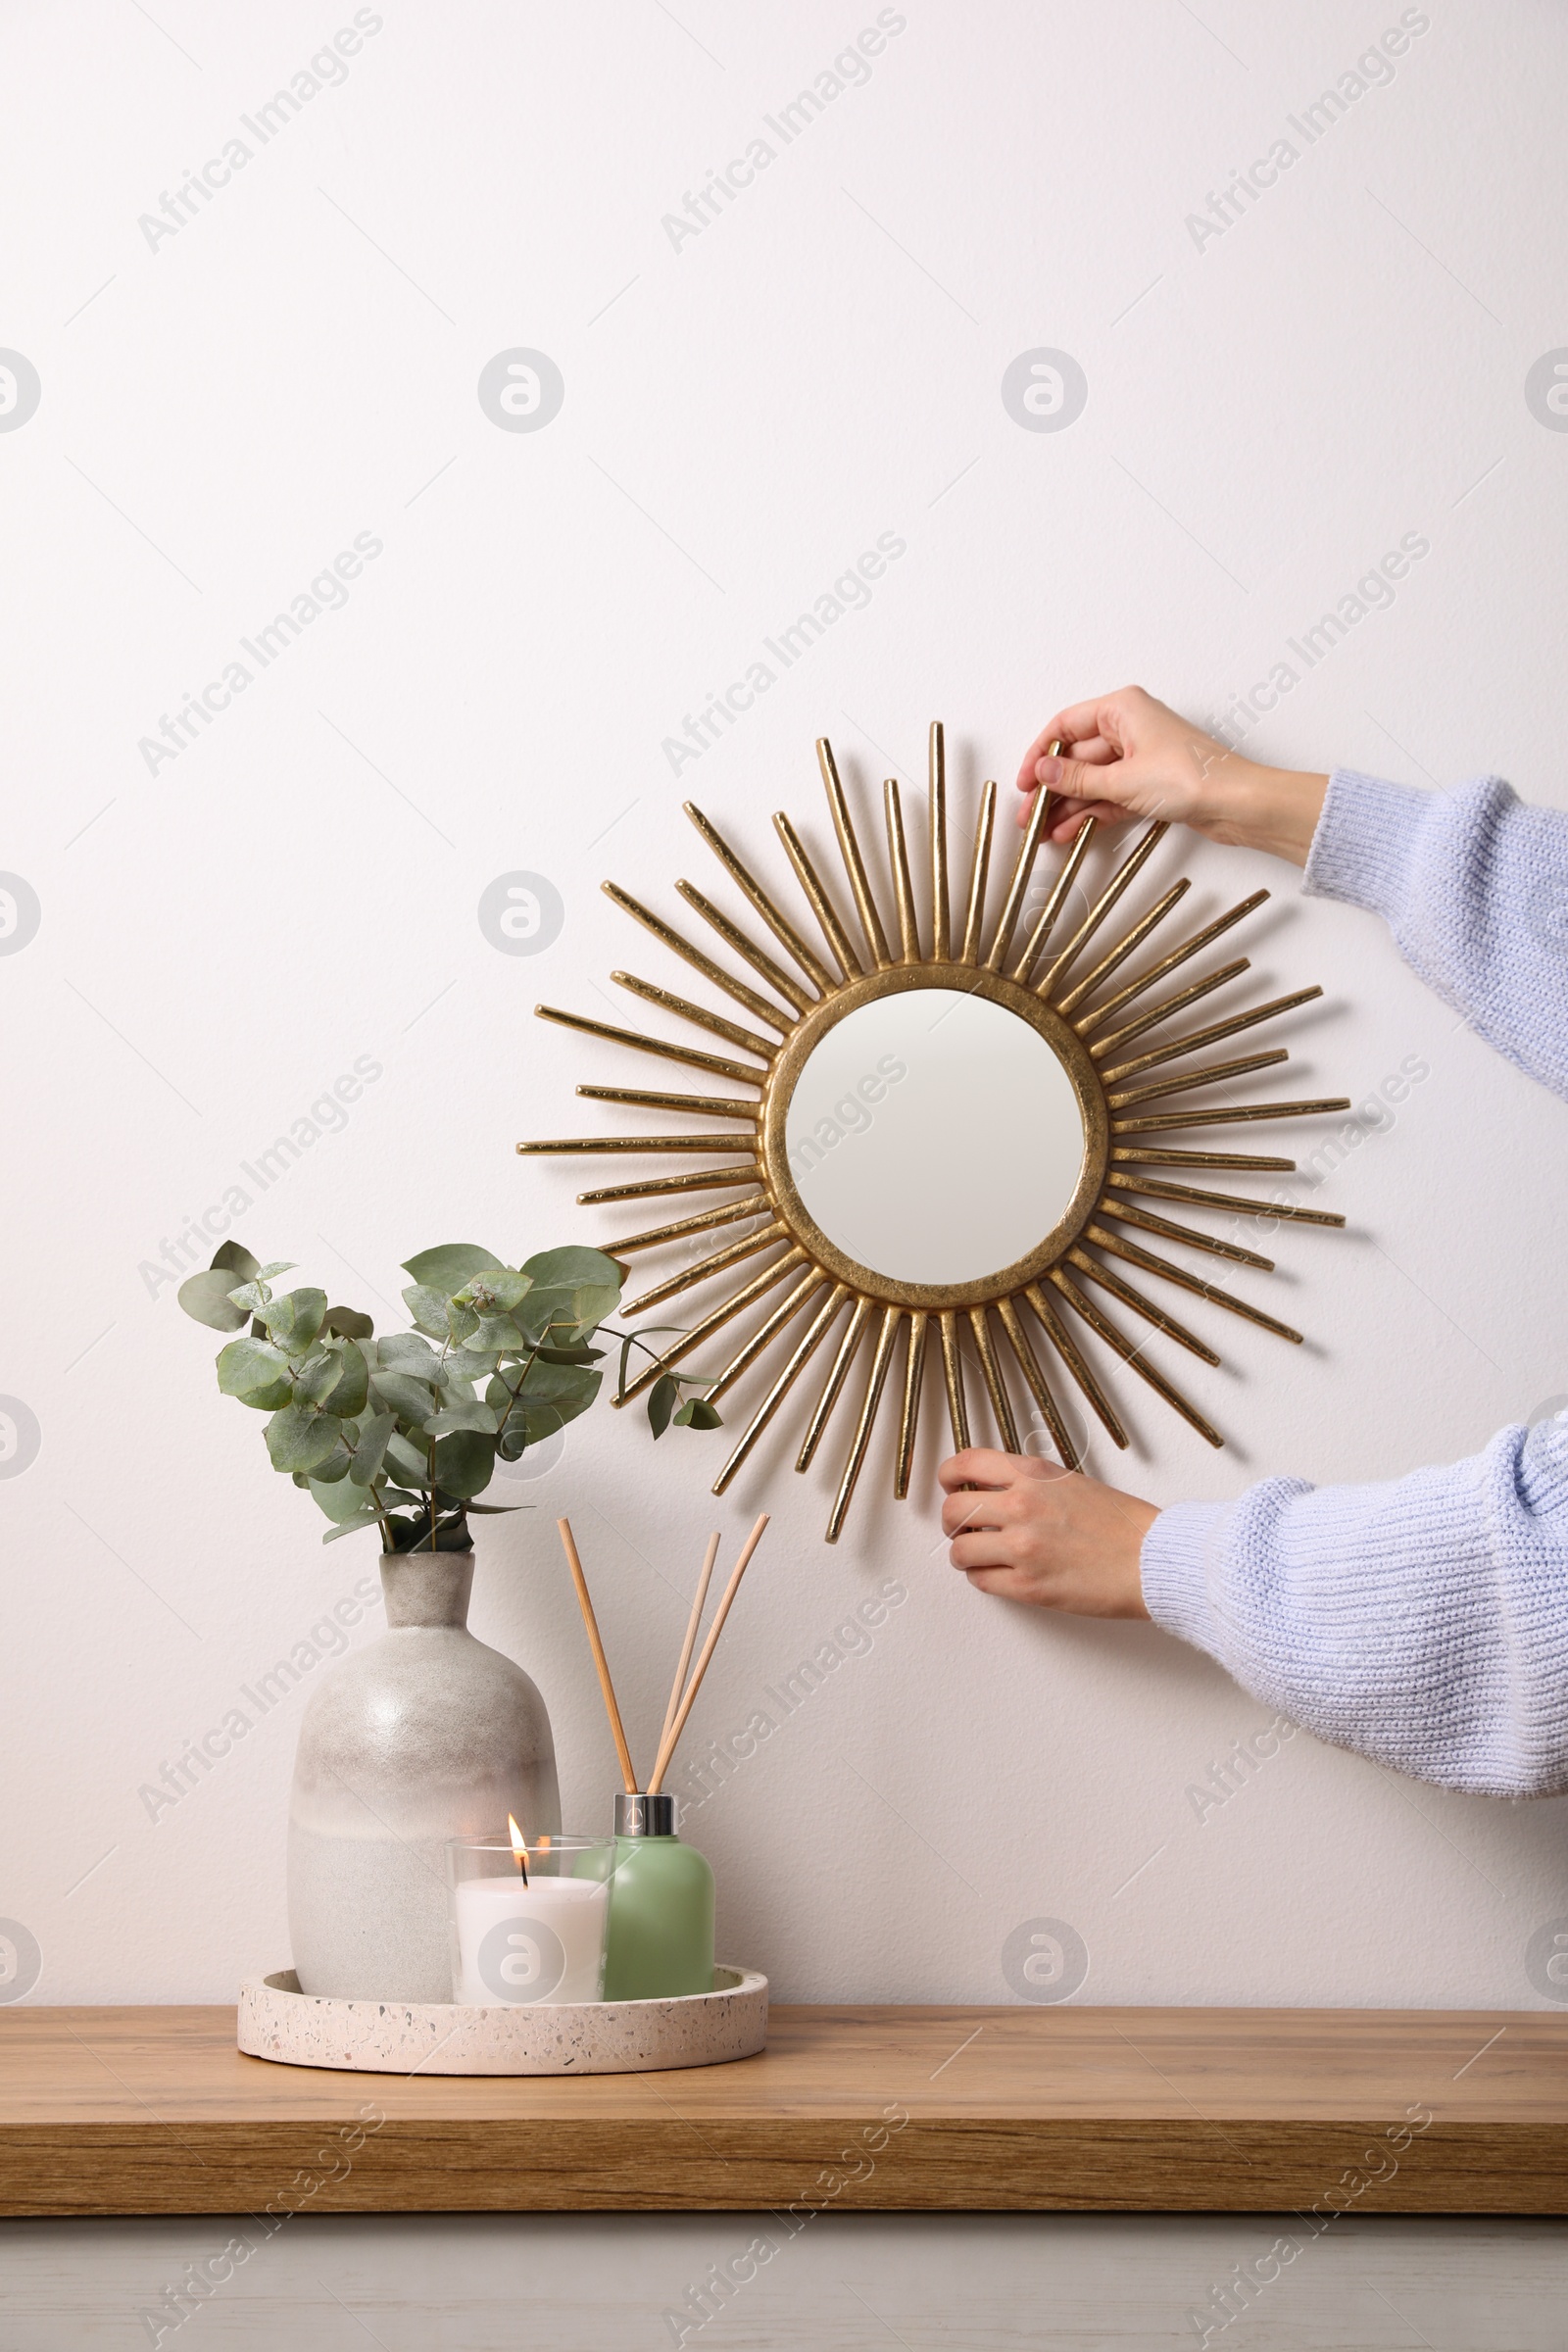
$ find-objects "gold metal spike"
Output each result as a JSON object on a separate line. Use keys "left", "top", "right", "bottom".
{"left": 577, "top": 1086, "right": 759, "bottom": 1121}
{"left": 1035, "top": 821, "right": 1168, "bottom": 998}
{"left": 895, "top": 1312, "right": 928, "bottom": 1498}
{"left": 929, "top": 724, "right": 950, "bottom": 960}
{"left": 1100, "top": 986, "right": 1324, "bottom": 1088}
{"left": 1056, "top": 880, "right": 1190, "bottom": 1017}
{"left": 533, "top": 1004, "right": 764, "bottom": 1090}
{"left": 1084, "top": 1223, "right": 1301, "bottom": 1344}
{"left": 1075, "top": 890, "right": 1270, "bottom": 1038}
{"left": 615, "top": 1249, "right": 808, "bottom": 1405}
{"left": 827, "top": 1306, "right": 902, "bottom": 1542}
{"left": 611, "top": 973, "right": 778, "bottom": 1063}
{"left": 773, "top": 811, "right": 863, "bottom": 981}
{"left": 712, "top": 1285, "right": 848, "bottom": 1493}
{"left": 816, "top": 737, "right": 893, "bottom": 970}
{"left": 884, "top": 780, "right": 922, "bottom": 962}
{"left": 1107, "top": 1048, "right": 1288, "bottom": 1108}
{"left": 1112, "top": 1146, "right": 1297, "bottom": 1171}
{"left": 967, "top": 1305, "right": 1020, "bottom": 1451}
{"left": 623, "top": 1223, "right": 788, "bottom": 1317}
{"left": 1088, "top": 958, "right": 1251, "bottom": 1063}
{"left": 1010, "top": 817, "right": 1098, "bottom": 983}
{"left": 606, "top": 1195, "right": 770, "bottom": 1256}
{"left": 577, "top": 1163, "right": 761, "bottom": 1204}
{"left": 1113, "top": 1096, "right": 1351, "bottom": 1136}
{"left": 1094, "top": 1198, "right": 1274, "bottom": 1271}
{"left": 1066, "top": 1248, "right": 1222, "bottom": 1364}
{"left": 1021, "top": 1281, "right": 1129, "bottom": 1447}
{"left": 684, "top": 802, "right": 834, "bottom": 994}
{"left": 703, "top": 1270, "right": 826, "bottom": 1404}
{"left": 1049, "top": 1269, "right": 1223, "bottom": 1448}
{"left": 798, "top": 1297, "right": 874, "bottom": 1471}
{"left": 938, "top": 1309, "right": 971, "bottom": 1448}
{"left": 674, "top": 881, "right": 816, "bottom": 1014}
{"left": 602, "top": 884, "right": 797, "bottom": 1034}
{"left": 958, "top": 782, "right": 997, "bottom": 966}
{"left": 984, "top": 743, "right": 1059, "bottom": 973}
{"left": 1104, "top": 1170, "right": 1346, "bottom": 1228}
{"left": 996, "top": 1294, "right": 1080, "bottom": 1466}
{"left": 521, "top": 1135, "right": 763, "bottom": 1156}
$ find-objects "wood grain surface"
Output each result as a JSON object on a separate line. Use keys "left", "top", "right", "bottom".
{"left": 3, "top": 2004, "right": 1564, "bottom": 2217}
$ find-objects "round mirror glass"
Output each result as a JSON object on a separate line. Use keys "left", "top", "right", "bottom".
{"left": 782, "top": 990, "right": 1088, "bottom": 1286}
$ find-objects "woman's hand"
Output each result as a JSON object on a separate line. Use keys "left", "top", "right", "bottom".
{"left": 1017, "top": 685, "right": 1329, "bottom": 867}
{"left": 939, "top": 1449, "right": 1158, "bottom": 1618}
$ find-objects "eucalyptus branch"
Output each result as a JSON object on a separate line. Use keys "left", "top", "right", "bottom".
{"left": 180, "top": 1238, "right": 709, "bottom": 1550}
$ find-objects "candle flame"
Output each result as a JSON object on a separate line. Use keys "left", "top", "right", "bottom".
{"left": 508, "top": 1813, "right": 528, "bottom": 1883}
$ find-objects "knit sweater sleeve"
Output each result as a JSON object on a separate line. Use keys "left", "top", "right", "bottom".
{"left": 1301, "top": 765, "right": 1568, "bottom": 1102}
{"left": 1141, "top": 769, "right": 1568, "bottom": 1795}
{"left": 1142, "top": 1417, "right": 1568, "bottom": 1795}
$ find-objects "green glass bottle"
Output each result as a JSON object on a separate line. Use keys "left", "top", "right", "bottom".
{"left": 602, "top": 1792, "right": 714, "bottom": 2000}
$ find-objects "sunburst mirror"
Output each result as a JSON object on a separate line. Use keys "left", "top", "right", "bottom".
{"left": 518, "top": 724, "right": 1348, "bottom": 1541}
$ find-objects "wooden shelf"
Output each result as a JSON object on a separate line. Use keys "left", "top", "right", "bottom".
{"left": 4, "top": 2004, "right": 1566, "bottom": 2217}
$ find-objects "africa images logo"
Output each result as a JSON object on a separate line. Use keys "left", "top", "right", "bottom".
{"left": 477, "top": 1914, "right": 566, "bottom": 2003}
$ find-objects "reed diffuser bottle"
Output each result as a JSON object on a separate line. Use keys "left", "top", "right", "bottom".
{"left": 558, "top": 1514, "right": 769, "bottom": 2005}
{"left": 603, "top": 1792, "right": 713, "bottom": 2000}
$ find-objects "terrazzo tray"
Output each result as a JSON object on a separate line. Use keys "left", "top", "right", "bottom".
{"left": 237, "top": 1965, "right": 768, "bottom": 2076}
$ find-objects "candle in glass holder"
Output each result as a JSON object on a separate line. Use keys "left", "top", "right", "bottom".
{"left": 447, "top": 1823, "right": 613, "bottom": 2006}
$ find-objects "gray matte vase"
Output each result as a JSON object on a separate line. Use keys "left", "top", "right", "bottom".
{"left": 287, "top": 1550, "right": 560, "bottom": 2001}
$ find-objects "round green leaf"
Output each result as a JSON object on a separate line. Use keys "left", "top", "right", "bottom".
{"left": 261, "top": 1288, "right": 327, "bottom": 1355}
{"left": 383, "top": 1429, "right": 433, "bottom": 1490}
{"left": 319, "top": 1341, "right": 369, "bottom": 1420}
{"left": 519, "top": 1246, "right": 623, "bottom": 1289}
{"left": 294, "top": 1349, "right": 343, "bottom": 1405}
{"left": 264, "top": 1403, "right": 344, "bottom": 1474}
{"left": 453, "top": 1268, "right": 532, "bottom": 1314}
{"left": 401, "top": 1244, "right": 504, "bottom": 1293}
{"left": 376, "top": 1333, "right": 442, "bottom": 1373}
{"left": 322, "top": 1511, "right": 383, "bottom": 1544}
{"left": 216, "top": 1335, "right": 293, "bottom": 1408}
{"left": 401, "top": 1284, "right": 452, "bottom": 1339}
{"left": 322, "top": 1305, "right": 374, "bottom": 1341}
{"left": 431, "top": 1429, "right": 495, "bottom": 1498}
{"left": 673, "top": 1396, "right": 723, "bottom": 1430}
{"left": 421, "top": 1402, "right": 499, "bottom": 1437}
{"left": 349, "top": 1409, "right": 396, "bottom": 1487}
{"left": 178, "top": 1269, "right": 251, "bottom": 1333}
{"left": 311, "top": 1471, "right": 377, "bottom": 1521}
{"left": 210, "top": 1241, "right": 262, "bottom": 1282}
{"left": 370, "top": 1371, "right": 438, "bottom": 1424}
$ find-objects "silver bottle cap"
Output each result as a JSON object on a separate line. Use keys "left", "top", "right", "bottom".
{"left": 614, "top": 1791, "right": 675, "bottom": 1838}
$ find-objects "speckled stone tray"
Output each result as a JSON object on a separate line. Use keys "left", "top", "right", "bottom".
{"left": 237, "top": 1966, "right": 768, "bottom": 2076}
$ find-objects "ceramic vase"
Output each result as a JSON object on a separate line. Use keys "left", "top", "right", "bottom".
{"left": 287, "top": 1549, "right": 560, "bottom": 2001}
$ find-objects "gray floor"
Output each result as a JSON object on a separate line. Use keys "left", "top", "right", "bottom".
{"left": 3, "top": 2211, "right": 1567, "bottom": 2350}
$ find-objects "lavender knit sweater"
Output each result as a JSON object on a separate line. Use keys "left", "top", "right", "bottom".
{"left": 1140, "top": 767, "right": 1568, "bottom": 1798}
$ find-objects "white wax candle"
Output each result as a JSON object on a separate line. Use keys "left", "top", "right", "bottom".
{"left": 453, "top": 1871, "right": 608, "bottom": 2006}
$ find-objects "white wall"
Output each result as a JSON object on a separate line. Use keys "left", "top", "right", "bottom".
{"left": 4, "top": 0, "right": 1568, "bottom": 2009}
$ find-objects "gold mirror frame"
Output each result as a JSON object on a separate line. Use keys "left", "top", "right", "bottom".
{"left": 519, "top": 723, "right": 1348, "bottom": 1541}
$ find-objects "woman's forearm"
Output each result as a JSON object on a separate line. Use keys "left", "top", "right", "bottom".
{"left": 1212, "top": 760, "right": 1330, "bottom": 864}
